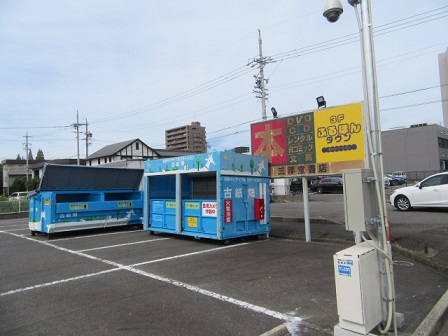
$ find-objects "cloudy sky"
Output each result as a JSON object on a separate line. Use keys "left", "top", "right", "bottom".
{"left": 1, "top": 0, "right": 447, "bottom": 161}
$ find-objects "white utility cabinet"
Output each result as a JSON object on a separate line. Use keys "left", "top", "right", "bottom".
{"left": 334, "top": 241, "right": 383, "bottom": 335}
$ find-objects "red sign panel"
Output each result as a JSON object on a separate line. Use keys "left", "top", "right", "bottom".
{"left": 251, "top": 119, "right": 287, "bottom": 165}
{"left": 224, "top": 200, "right": 232, "bottom": 223}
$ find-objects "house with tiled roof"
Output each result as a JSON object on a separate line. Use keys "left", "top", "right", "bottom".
{"left": 86, "top": 139, "right": 195, "bottom": 167}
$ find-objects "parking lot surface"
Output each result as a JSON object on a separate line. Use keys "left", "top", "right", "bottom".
{"left": 1, "top": 215, "right": 448, "bottom": 335}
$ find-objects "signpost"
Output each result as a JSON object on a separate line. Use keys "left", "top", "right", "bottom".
{"left": 251, "top": 102, "right": 365, "bottom": 242}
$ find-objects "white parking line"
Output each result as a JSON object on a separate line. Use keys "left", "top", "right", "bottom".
{"left": 0, "top": 268, "right": 118, "bottom": 297}
{"left": 1, "top": 231, "right": 303, "bottom": 328}
{"left": 1, "top": 228, "right": 29, "bottom": 232}
{"left": 125, "top": 265, "right": 302, "bottom": 326}
{"left": 0, "top": 218, "right": 27, "bottom": 224}
{"left": 131, "top": 240, "right": 264, "bottom": 267}
{"left": 77, "top": 237, "right": 171, "bottom": 252}
{"left": 0, "top": 223, "right": 26, "bottom": 229}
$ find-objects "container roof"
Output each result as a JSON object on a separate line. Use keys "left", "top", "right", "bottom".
{"left": 38, "top": 164, "right": 143, "bottom": 191}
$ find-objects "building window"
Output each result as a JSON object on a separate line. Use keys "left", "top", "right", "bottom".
{"left": 438, "top": 137, "right": 448, "bottom": 149}
{"left": 136, "top": 142, "right": 140, "bottom": 150}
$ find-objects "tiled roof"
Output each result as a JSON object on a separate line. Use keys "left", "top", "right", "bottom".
{"left": 87, "top": 139, "right": 140, "bottom": 159}
{"left": 86, "top": 139, "right": 197, "bottom": 161}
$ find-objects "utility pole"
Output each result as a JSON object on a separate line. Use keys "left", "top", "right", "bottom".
{"left": 22, "top": 132, "right": 31, "bottom": 191}
{"left": 84, "top": 119, "right": 93, "bottom": 158}
{"left": 258, "top": 29, "right": 267, "bottom": 120}
{"left": 249, "top": 29, "right": 274, "bottom": 120}
{"left": 72, "top": 111, "right": 86, "bottom": 165}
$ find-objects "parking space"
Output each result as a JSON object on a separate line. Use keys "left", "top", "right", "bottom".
{"left": 0, "top": 219, "right": 315, "bottom": 335}
{"left": 2, "top": 218, "right": 448, "bottom": 335}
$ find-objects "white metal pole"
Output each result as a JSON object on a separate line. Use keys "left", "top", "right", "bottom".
{"left": 302, "top": 177, "right": 311, "bottom": 241}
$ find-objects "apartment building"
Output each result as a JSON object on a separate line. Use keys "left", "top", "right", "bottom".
{"left": 165, "top": 122, "right": 206, "bottom": 153}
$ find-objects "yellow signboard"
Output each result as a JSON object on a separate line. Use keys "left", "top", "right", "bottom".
{"left": 314, "top": 103, "right": 364, "bottom": 163}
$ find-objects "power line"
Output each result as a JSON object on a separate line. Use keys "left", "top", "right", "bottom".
{"left": 265, "top": 6, "right": 448, "bottom": 63}
{"left": 89, "top": 66, "right": 253, "bottom": 124}
{"left": 0, "top": 125, "right": 69, "bottom": 130}
{"left": 381, "top": 99, "right": 448, "bottom": 112}
{"left": 380, "top": 84, "right": 448, "bottom": 99}
{"left": 91, "top": 8, "right": 448, "bottom": 127}
{"left": 3, "top": 5, "right": 446, "bottom": 156}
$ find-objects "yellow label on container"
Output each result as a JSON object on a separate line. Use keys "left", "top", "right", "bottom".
{"left": 185, "top": 202, "right": 200, "bottom": 210}
{"left": 118, "top": 202, "right": 133, "bottom": 207}
{"left": 69, "top": 204, "right": 88, "bottom": 210}
{"left": 187, "top": 217, "right": 198, "bottom": 228}
{"left": 44, "top": 199, "right": 50, "bottom": 206}
{"left": 166, "top": 201, "right": 176, "bottom": 209}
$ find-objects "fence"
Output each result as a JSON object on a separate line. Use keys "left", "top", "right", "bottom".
{"left": 0, "top": 199, "right": 29, "bottom": 215}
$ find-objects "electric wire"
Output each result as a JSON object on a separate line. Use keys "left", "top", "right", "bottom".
{"left": 3, "top": 6, "right": 447, "bottom": 158}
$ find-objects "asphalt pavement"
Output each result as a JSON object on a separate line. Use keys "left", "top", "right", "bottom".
{"left": 1, "top": 198, "right": 447, "bottom": 336}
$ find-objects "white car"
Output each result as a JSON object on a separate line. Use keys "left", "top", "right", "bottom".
{"left": 390, "top": 172, "right": 448, "bottom": 211}
{"left": 9, "top": 191, "right": 28, "bottom": 201}
{"left": 383, "top": 176, "right": 391, "bottom": 188}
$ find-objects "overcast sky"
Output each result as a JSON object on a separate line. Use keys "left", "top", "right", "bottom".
{"left": 1, "top": 0, "right": 447, "bottom": 161}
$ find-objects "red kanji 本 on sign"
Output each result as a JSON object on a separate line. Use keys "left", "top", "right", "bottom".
{"left": 224, "top": 200, "right": 232, "bottom": 223}
{"left": 251, "top": 119, "right": 287, "bottom": 164}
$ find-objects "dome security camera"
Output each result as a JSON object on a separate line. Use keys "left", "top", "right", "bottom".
{"left": 323, "top": 0, "right": 344, "bottom": 23}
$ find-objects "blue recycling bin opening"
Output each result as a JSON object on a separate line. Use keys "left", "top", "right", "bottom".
{"left": 143, "top": 152, "right": 270, "bottom": 240}
{"left": 29, "top": 164, "right": 143, "bottom": 236}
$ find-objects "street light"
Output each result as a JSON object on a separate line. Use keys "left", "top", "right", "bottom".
{"left": 323, "top": 1, "right": 399, "bottom": 335}
{"left": 316, "top": 96, "right": 326, "bottom": 109}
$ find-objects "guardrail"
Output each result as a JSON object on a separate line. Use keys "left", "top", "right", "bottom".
{"left": 0, "top": 199, "right": 29, "bottom": 215}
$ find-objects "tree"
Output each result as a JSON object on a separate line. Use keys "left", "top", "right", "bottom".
{"left": 27, "top": 177, "right": 40, "bottom": 191}
{"left": 16, "top": 154, "right": 22, "bottom": 160}
{"left": 27, "top": 149, "right": 33, "bottom": 161}
{"left": 10, "top": 177, "right": 27, "bottom": 193}
{"left": 36, "top": 149, "right": 45, "bottom": 160}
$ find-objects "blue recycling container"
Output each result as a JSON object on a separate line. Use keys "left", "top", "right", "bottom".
{"left": 28, "top": 164, "right": 143, "bottom": 236}
{"left": 143, "top": 151, "right": 270, "bottom": 240}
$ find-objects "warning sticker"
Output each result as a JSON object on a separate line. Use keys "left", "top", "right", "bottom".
{"left": 187, "top": 217, "right": 198, "bottom": 228}
{"left": 69, "top": 204, "right": 88, "bottom": 211}
{"left": 202, "top": 202, "right": 217, "bottom": 217}
{"left": 337, "top": 259, "right": 353, "bottom": 277}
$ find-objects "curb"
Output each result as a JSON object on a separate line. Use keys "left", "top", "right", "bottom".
{"left": 392, "top": 244, "right": 448, "bottom": 276}
{"left": 412, "top": 289, "right": 448, "bottom": 336}
{"left": 270, "top": 216, "right": 342, "bottom": 225}
{"left": 260, "top": 324, "right": 290, "bottom": 336}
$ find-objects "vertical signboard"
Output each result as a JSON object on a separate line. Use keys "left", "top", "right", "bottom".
{"left": 251, "top": 102, "right": 365, "bottom": 177}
